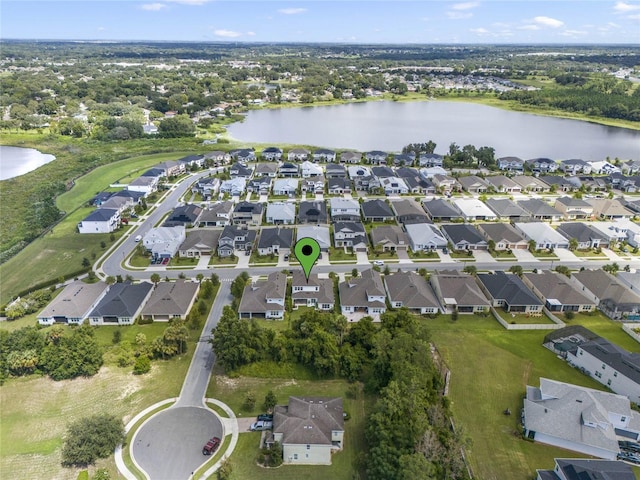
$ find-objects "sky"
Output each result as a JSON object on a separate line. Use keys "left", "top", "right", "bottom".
{"left": 1, "top": 1, "right": 639, "bottom": 44}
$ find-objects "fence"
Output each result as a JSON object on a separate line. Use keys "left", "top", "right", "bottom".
{"left": 622, "top": 323, "right": 640, "bottom": 344}
{"left": 491, "top": 306, "right": 565, "bottom": 330}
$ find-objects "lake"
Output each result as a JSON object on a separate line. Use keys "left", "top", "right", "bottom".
{"left": 227, "top": 100, "right": 640, "bottom": 160}
{"left": 0, "top": 146, "right": 56, "bottom": 180}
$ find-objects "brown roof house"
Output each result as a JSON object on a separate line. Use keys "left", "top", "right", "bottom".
{"left": 37, "top": 281, "right": 110, "bottom": 326}
{"left": 429, "top": 271, "right": 490, "bottom": 314}
{"left": 570, "top": 269, "right": 640, "bottom": 321}
{"left": 339, "top": 268, "right": 386, "bottom": 320}
{"left": 291, "top": 272, "right": 335, "bottom": 311}
{"left": 140, "top": 280, "right": 200, "bottom": 322}
{"left": 271, "top": 396, "right": 344, "bottom": 465}
{"left": 384, "top": 271, "right": 439, "bottom": 315}
{"left": 522, "top": 270, "right": 596, "bottom": 314}
{"left": 238, "top": 272, "right": 287, "bottom": 319}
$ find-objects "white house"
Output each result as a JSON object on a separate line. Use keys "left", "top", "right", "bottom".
{"left": 380, "top": 177, "right": 409, "bottom": 195}
{"left": 143, "top": 226, "right": 186, "bottom": 260}
{"left": 78, "top": 208, "right": 120, "bottom": 234}
{"left": 452, "top": 198, "right": 497, "bottom": 221}
{"left": 329, "top": 198, "right": 360, "bottom": 221}
{"left": 300, "top": 161, "right": 323, "bottom": 178}
{"left": 404, "top": 223, "right": 447, "bottom": 252}
{"left": 219, "top": 177, "right": 247, "bottom": 196}
{"left": 514, "top": 222, "right": 570, "bottom": 250}
{"left": 127, "top": 176, "right": 159, "bottom": 195}
{"left": 273, "top": 178, "right": 299, "bottom": 196}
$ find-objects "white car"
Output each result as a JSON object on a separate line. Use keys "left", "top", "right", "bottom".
{"left": 372, "top": 260, "right": 384, "bottom": 267}
{"left": 134, "top": 235, "right": 142, "bottom": 242}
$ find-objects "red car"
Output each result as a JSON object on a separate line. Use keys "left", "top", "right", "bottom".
{"left": 202, "top": 437, "right": 221, "bottom": 455}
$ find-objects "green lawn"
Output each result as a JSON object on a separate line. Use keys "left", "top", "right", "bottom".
{"left": 571, "top": 249, "right": 607, "bottom": 258}
{"left": 450, "top": 250, "right": 476, "bottom": 259}
{"left": 494, "top": 309, "right": 556, "bottom": 325}
{"left": 409, "top": 250, "right": 440, "bottom": 259}
{"left": 249, "top": 251, "right": 279, "bottom": 265}
{"left": 530, "top": 250, "right": 559, "bottom": 259}
{"left": 490, "top": 250, "right": 516, "bottom": 260}
{"left": 209, "top": 255, "right": 239, "bottom": 266}
{"left": 328, "top": 247, "right": 357, "bottom": 263}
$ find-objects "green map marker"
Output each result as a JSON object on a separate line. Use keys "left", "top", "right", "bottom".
{"left": 294, "top": 237, "right": 321, "bottom": 283}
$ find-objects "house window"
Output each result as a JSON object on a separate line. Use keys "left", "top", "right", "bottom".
{"left": 595, "top": 371, "right": 602, "bottom": 378}
{"left": 579, "top": 350, "right": 583, "bottom": 355}
{"left": 306, "top": 445, "right": 310, "bottom": 450}
{"left": 602, "top": 364, "right": 606, "bottom": 370}
{"left": 293, "top": 454, "right": 298, "bottom": 460}
{"left": 614, "top": 371, "right": 617, "bottom": 377}
{"left": 622, "top": 416, "right": 626, "bottom": 422}
{"left": 607, "top": 379, "right": 612, "bottom": 386}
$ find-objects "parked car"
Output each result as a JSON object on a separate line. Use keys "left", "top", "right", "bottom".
{"left": 257, "top": 413, "right": 273, "bottom": 422}
{"left": 372, "top": 260, "right": 384, "bottom": 267}
{"left": 162, "top": 257, "right": 169, "bottom": 265}
{"left": 134, "top": 235, "right": 142, "bottom": 242}
{"left": 202, "top": 437, "right": 221, "bottom": 455}
{"left": 250, "top": 420, "right": 273, "bottom": 431}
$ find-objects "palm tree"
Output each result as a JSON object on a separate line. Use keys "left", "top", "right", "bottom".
{"left": 568, "top": 238, "right": 579, "bottom": 251}
{"left": 150, "top": 273, "right": 161, "bottom": 286}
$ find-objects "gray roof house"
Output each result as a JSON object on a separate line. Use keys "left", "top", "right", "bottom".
{"left": 288, "top": 148, "right": 310, "bottom": 162}
{"left": 248, "top": 177, "right": 274, "bottom": 195}
{"left": 272, "top": 397, "right": 344, "bottom": 465}
{"left": 560, "top": 158, "right": 591, "bottom": 175}
{"left": 361, "top": 199, "right": 394, "bottom": 222}
{"left": 229, "top": 162, "right": 253, "bottom": 178}
{"left": 371, "top": 166, "right": 395, "bottom": 178}
{"left": 365, "top": 150, "right": 388, "bottom": 165}
{"left": 195, "top": 201, "right": 233, "bottom": 227}
{"left": 278, "top": 162, "right": 299, "bottom": 178}
{"left": 497, "top": 156, "right": 524, "bottom": 172}
{"left": 78, "top": 208, "right": 120, "bottom": 234}
{"left": 339, "top": 269, "right": 387, "bottom": 319}
{"left": 422, "top": 199, "right": 463, "bottom": 222}
{"left": 526, "top": 157, "right": 558, "bottom": 173}
{"left": 333, "top": 222, "right": 368, "bottom": 251}
{"left": 515, "top": 222, "right": 569, "bottom": 250}
{"left": 163, "top": 204, "right": 203, "bottom": 227}
{"left": 266, "top": 202, "right": 296, "bottom": 225}
{"left": 384, "top": 271, "right": 439, "bottom": 315}
{"left": 238, "top": 271, "right": 287, "bottom": 319}
{"left": 587, "top": 198, "right": 634, "bottom": 220}
{"left": 485, "top": 175, "right": 521, "bottom": 193}
{"left": 330, "top": 198, "right": 361, "bottom": 222}
{"left": 370, "top": 225, "right": 409, "bottom": 251}
{"left": 566, "top": 336, "right": 640, "bottom": 405}
{"left": 257, "top": 227, "right": 294, "bottom": 255}
{"left": 273, "top": 178, "right": 299, "bottom": 196}
{"left": 340, "top": 151, "right": 361, "bottom": 164}
{"left": 391, "top": 199, "right": 429, "bottom": 224}
{"left": 261, "top": 146, "right": 283, "bottom": 161}
{"left": 37, "top": 281, "right": 110, "bottom": 326}
{"left": 143, "top": 226, "right": 186, "bottom": 259}
{"left": 127, "top": 176, "right": 158, "bottom": 195}
{"left": 536, "top": 458, "right": 635, "bottom": 480}
{"left": 571, "top": 269, "right": 640, "bottom": 321}
{"left": 485, "top": 198, "right": 531, "bottom": 221}
{"left": 327, "top": 178, "right": 352, "bottom": 195}
{"left": 326, "top": 163, "right": 347, "bottom": 178}
{"left": 296, "top": 225, "right": 331, "bottom": 251}
{"left": 301, "top": 178, "right": 324, "bottom": 194}
{"left": 512, "top": 175, "right": 550, "bottom": 193}
{"left": 291, "top": 272, "right": 335, "bottom": 311}
{"left": 178, "top": 229, "right": 221, "bottom": 257}
{"left": 313, "top": 148, "right": 336, "bottom": 163}
{"left": 554, "top": 197, "right": 594, "bottom": 220}
{"left": 458, "top": 175, "right": 490, "bottom": 193}
{"left": 477, "top": 223, "right": 528, "bottom": 250}
{"left": 232, "top": 202, "right": 263, "bottom": 226}
{"left": 217, "top": 225, "right": 256, "bottom": 257}
{"left": 405, "top": 223, "right": 447, "bottom": 252}
{"left": 298, "top": 201, "right": 328, "bottom": 224}
{"left": 419, "top": 153, "right": 444, "bottom": 167}
{"left": 254, "top": 162, "right": 279, "bottom": 177}
{"left": 429, "top": 271, "right": 490, "bottom": 314}
{"left": 440, "top": 224, "right": 487, "bottom": 250}
{"left": 523, "top": 378, "right": 640, "bottom": 460}
{"left": 556, "top": 223, "right": 609, "bottom": 249}
{"left": 518, "top": 199, "right": 563, "bottom": 221}
{"left": 522, "top": 271, "right": 596, "bottom": 313}
{"left": 139, "top": 280, "right": 200, "bottom": 322}
{"left": 540, "top": 175, "right": 580, "bottom": 192}
{"left": 477, "top": 272, "right": 543, "bottom": 314}
{"left": 88, "top": 282, "right": 154, "bottom": 326}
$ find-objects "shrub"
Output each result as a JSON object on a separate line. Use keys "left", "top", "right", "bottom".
{"left": 133, "top": 356, "right": 151, "bottom": 375}
{"left": 61, "top": 414, "right": 125, "bottom": 467}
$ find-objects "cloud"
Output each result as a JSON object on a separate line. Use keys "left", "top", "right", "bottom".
{"left": 247, "top": 31, "right": 256, "bottom": 36}
{"left": 469, "top": 27, "right": 489, "bottom": 34}
{"left": 140, "top": 3, "right": 167, "bottom": 11}
{"left": 452, "top": 1, "right": 480, "bottom": 10}
{"left": 213, "top": 29, "right": 243, "bottom": 38}
{"left": 278, "top": 8, "right": 307, "bottom": 15}
{"left": 518, "top": 24, "right": 540, "bottom": 30}
{"left": 165, "top": 0, "right": 214, "bottom": 4}
{"left": 614, "top": 1, "right": 640, "bottom": 12}
{"left": 446, "top": 1, "right": 479, "bottom": 19}
{"left": 446, "top": 11, "right": 473, "bottom": 19}
{"left": 532, "top": 16, "right": 564, "bottom": 28}
{"left": 97, "top": 26, "right": 106, "bottom": 31}
{"left": 628, "top": 13, "right": 640, "bottom": 19}
{"left": 559, "top": 29, "right": 588, "bottom": 37}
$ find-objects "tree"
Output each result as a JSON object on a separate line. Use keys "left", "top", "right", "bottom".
{"left": 602, "top": 262, "right": 620, "bottom": 274}
{"left": 487, "top": 239, "right": 496, "bottom": 252}
{"left": 243, "top": 391, "right": 256, "bottom": 411}
{"left": 230, "top": 272, "right": 249, "bottom": 299}
{"left": 509, "top": 265, "right": 523, "bottom": 277}
{"left": 158, "top": 114, "right": 196, "bottom": 138}
{"left": 555, "top": 265, "right": 571, "bottom": 277}
{"left": 196, "top": 273, "right": 204, "bottom": 284}
{"left": 568, "top": 238, "right": 579, "bottom": 251}
{"left": 82, "top": 257, "right": 91, "bottom": 268}
{"left": 352, "top": 268, "right": 359, "bottom": 278}
{"left": 133, "top": 356, "right": 151, "bottom": 375}
{"left": 150, "top": 273, "right": 161, "bottom": 286}
{"left": 61, "top": 414, "right": 125, "bottom": 467}
{"left": 462, "top": 265, "right": 477, "bottom": 276}
{"left": 263, "top": 390, "right": 277, "bottom": 411}
{"left": 105, "top": 276, "right": 116, "bottom": 285}
{"left": 210, "top": 273, "right": 220, "bottom": 286}
{"left": 528, "top": 239, "right": 537, "bottom": 253}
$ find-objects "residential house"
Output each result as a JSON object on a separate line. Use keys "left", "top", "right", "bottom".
{"left": 518, "top": 199, "right": 563, "bottom": 221}
{"left": 178, "top": 229, "right": 221, "bottom": 257}
{"left": 247, "top": 177, "right": 272, "bottom": 195}
{"left": 571, "top": 269, "right": 640, "bottom": 321}
{"left": 313, "top": 148, "right": 336, "bottom": 163}
{"left": 143, "top": 124, "right": 158, "bottom": 135}
{"left": 523, "top": 378, "right": 640, "bottom": 459}
{"left": 127, "top": 176, "right": 158, "bottom": 195}
{"left": 298, "top": 201, "right": 328, "bottom": 224}
{"left": 192, "top": 177, "right": 220, "bottom": 199}
{"left": 621, "top": 160, "right": 640, "bottom": 175}
{"left": 91, "top": 191, "right": 116, "bottom": 206}
{"left": 405, "top": 223, "right": 447, "bottom": 252}
{"left": 554, "top": 197, "right": 594, "bottom": 220}
{"left": 396, "top": 167, "right": 436, "bottom": 194}
{"left": 327, "top": 178, "right": 352, "bottom": 195}
{"left": 372, "top": 166, "right": 396, "bottom": 179}
{"left": 616, "top": 271, "right": 640, "bottom": 293}
{"left": 391, "top": 199, "right": 429, "bottom": 225}
{"left": 535, "top": 458, "right": 635, "bottom": 480}
{"left": 560, "top": 159, "right": 591, "bottom": 175}
{"left": 163, "top": 204, "right": 202, "bottom": 227}
{"left": 296, "top": 225, "right": 331, "bottom": 251}
{"left": 566, "top": 336, "right": 640, "bottom": 405}
{"left": 155, "top": 160, "right": 185, "bottom": 177}
{"left": 196, "top": 201, "right": 233, "bottom": 227}
{"left": 477, "top": 223, "right": 528, "bottom": 250}
{"left": 422, "top": 199, "right": 463, "bottom": 222}
{"left": 219, "top": 177, "right": 247, "bottom": 196}
{"left": 301, "top": 179, "right": 325, "bottom": 194}
{"left": 393, "top": 153, "right": 415, "bottom": 166}
{"left": 257, "top": 227, "right": 294, "bottom": 256}
{"left": 430, "top": 271, "right": 490, "bottom": 314}
{"left": 301, "top": 161, "right": 323, "bottom": 178}
{"left": 232, "top": 202, "right": 263, "bottom": 226}
{"left": 370, "top": 225, "right": 409, "bottom": 252}
{"left": 339, "top": 269, "right": 387, "bottom": 318}
{"left": 272, "top": 396, "right": 344, "bottom": 465}
{"left": 177, "top": 154, "right": 204, "bottom": 169}
{"left": 485, "top": 198, "right": 531, "bottom": 221}
{"left": 141, "top": 167, "right": 164, "bottom": 178}
{"left": 37, "top": 281, "right": 109, "bottom": 326}
{"left": 384, "top": 271, "right": 439, "bottom": 314}
{"left": 380, "top": 176, "right": 409, "bottom": 195}
{"left": 365, "top": 150, "right": 388, "bottom": 165}
{"left": 526, "top": 157, "right": 558, "bottom": 173}
{"left": 515, "top": 222, "right": 569, "bottom": 249}
{"left": 585, "top": 221, "right": 631, "bottom": 245}
{"left": 204, "top": 150, "right": 231, "bottom": 166}
{"left": 588, "top": 160, "right": 620, "bottom": 175}
{"left": 607, "top": 173, "right": 639, "bottom": 193}
{"left": 98, "top": 196, "right": 135, "bottom": 215}
{"left": 110, "top": 189, "right": 145, "bottom": 205}
{"left": 143, "top": 226, "right": 186, "bottom": 260}
{"left": 541, "top": 175, "right": 581, "bottom": 192}
{"left": 419, "top": 153, "right": 444, "bottom": 168}
{"left": 139, "top": 280, "right": 200, "bottom": 322}
{"left": 431, "top": 174, "right": 460, "bottom": 194}
{"left": 441, "top": 224, "right": 488, "bottom": 250}
{"left": 78, "top": 208, "right": 120, "bottom": 234}
{"left": 330, "top": 198, "right": 361, "bottom": 222}
{"left": 522, "top": 270, "right": 596, "bottom": 313}
{"left": 238, "top": 271, "right": 287, "bottom": 319}
{"left": 333, "top": 222, "right": 368, "bottom": 251}
{"left": 217, "top": 225, "right": 256, "bottom": 257}
{"left": 273, "top": 178, "right": 299, "bottom": 196}
{"left": 266, "top": 202, "right": 296, "bottom": 225}
{"left": 458, "top": 175, "right": 490, "bottom": 194}
{"left": 88, "top": 282, "right": 153, "bottom": 326}
{"left": 420, "top": 166, "right": 447, "bottom": 179}
{"left": 512, "top": 175, "right": 550, "bottom": 193}
{"left": 261, "top": 147, "right": 283, "bottom": 161}
{"left": 291, "top": 272, "right": 334, "bottom": 311}
{"left": 325, "top": 163, "right": 347, "bottom": 178}
{"left": 497, "top": 156, "right": 524, "bottom": 172}
{"left": 485, "top": 175, "right": 521, "bottom": 194}
{"left": 452, "top": 198, "right": 497, "bottom": 221}
{"left": 477, "top": 272, "right": 543, "bottom": 314}
{"left": 340, "top": 151, "right": 361, "bottom": 164}
{"left": 361, "top": 199, "right": 394, "bottom": 222}
{"left": 287, "top": 148, "right": 310, "bottom": 162}
{"left": 229, "top": 162, "right": 253, "bottom": 179}
{"left": 579, "top": 175, "right": 609, "bottom": 192}
{"left": 587, "top": 198, "right": 634, "bottom": 220}
{"left": 231, "top": 148, "right": 256, "bottom": 163}
{"left": 254, "top": 163, "right": 278, "bottom": 178}
{"left": 556, "top": 223, "right": 608, "bottom": 250}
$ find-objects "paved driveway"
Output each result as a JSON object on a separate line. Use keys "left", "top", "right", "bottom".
{"left": 132, "top": 406, "right": 223, "bottom": 480}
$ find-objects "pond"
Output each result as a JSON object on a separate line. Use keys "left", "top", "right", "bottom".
{"left": 226, "top": 100, "right": 640, "bottom": 160}
{"left": 0, "top": 146, "right": 56, "bottom": 180}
